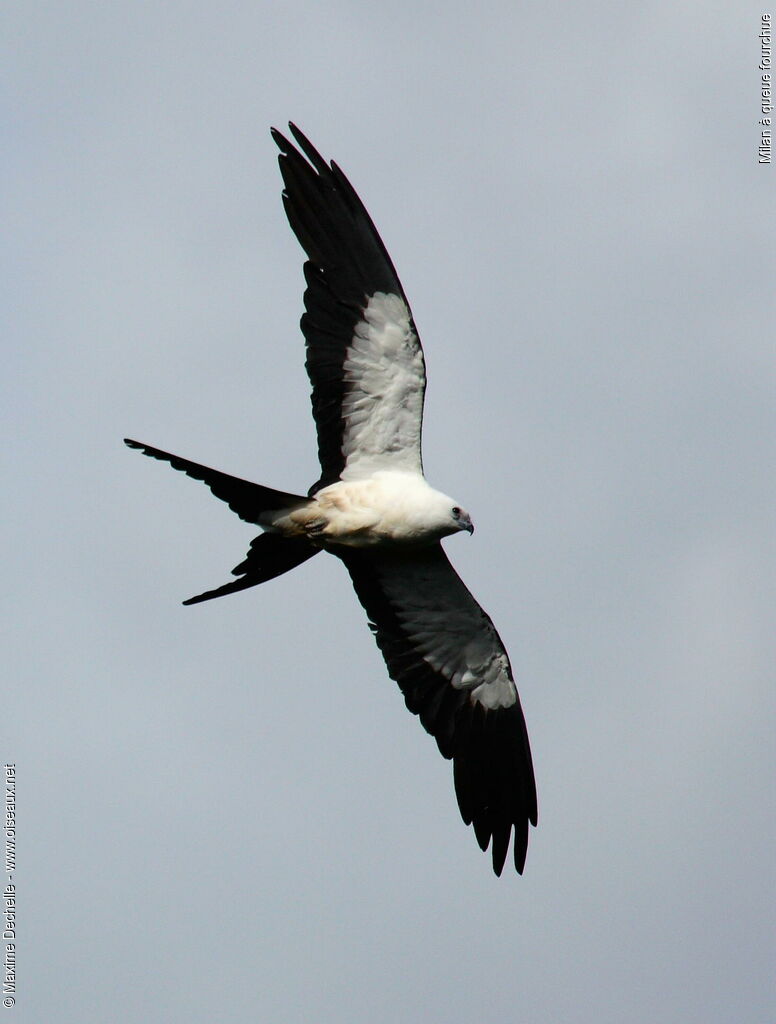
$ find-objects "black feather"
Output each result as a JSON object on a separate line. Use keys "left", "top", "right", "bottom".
{"left": 124, "top": 439, "right": 306, "bottom": 524}
{"left": 339, "top": 545, "right": 537, "bottom": 875}
{"left": 271, "top": 125, "right": 425, "bottom": 491}
{"left": 183, "top": 534, "right": 318, "bottom": 606}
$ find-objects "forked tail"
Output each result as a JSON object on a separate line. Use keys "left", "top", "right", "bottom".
{"left": 124, "top": 438, "right": 318, "bottom": 603}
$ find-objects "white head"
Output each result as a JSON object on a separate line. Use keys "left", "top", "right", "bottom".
{"left": 328, "top": 472, "right": 474, "bottom": 546}
{"left": 425, "top": 488, "right": 474, "bottom": 539}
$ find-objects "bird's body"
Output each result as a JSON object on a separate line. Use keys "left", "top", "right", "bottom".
{"left": 126, "top": 124, "right": 537, "bottom": 874}
{"left": 270, "top": 472, "right": 471, "bottom": 548}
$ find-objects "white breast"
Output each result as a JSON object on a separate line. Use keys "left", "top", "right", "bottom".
{"left": 272, "top": 472, "right": 456, "bottom": 548}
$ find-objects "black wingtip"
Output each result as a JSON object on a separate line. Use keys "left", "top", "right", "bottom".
{"left": 272, "top": 122, "right": 331, "bottom": 178}
{"left": 513, "top": 822, "right": 529, "bottom": 875}
{"left": 125, "top": 438, "right": 158, "bottom": 458}
{"left": 271, "top": 122, "right": 301, "bottom": 155}
{"left": 287, "top": 123, "right": 326, "bottom": 169}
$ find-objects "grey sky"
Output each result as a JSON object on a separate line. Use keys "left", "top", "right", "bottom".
{"left": 3, "top": 2, "right": 774, "bottom": 1022}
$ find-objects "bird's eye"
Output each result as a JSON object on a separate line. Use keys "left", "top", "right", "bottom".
{"left": 452, "top": 507, "right": 461, "bottom": 518}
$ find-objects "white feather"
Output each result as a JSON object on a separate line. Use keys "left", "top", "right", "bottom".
{"left": 268, "top": 472, "right": 466, "bottom": 547}
{"left": 340, "top": 292, "right": 425, "bottom": 479}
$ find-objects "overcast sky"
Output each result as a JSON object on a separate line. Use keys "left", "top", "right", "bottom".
{"left": 3, "top": 2, "right": 775, "bottom": 1022}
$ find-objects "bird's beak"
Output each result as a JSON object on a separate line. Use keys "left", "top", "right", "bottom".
{"left": 464, "top": 518, "right": 474, "bottom": 535}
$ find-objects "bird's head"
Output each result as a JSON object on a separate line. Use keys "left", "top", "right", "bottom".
{"left": 450, "top": 504, "right": 474, "bottom": 535}
{"left": 381, "top": 477, "right": 474, "bottom": 543}
{"left": 425, "top": 488, "right": 473, "bottom": 538}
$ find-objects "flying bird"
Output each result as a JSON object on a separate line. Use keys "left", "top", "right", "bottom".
{"left": 126, "top": 124, "right": 537, "bottom": 874}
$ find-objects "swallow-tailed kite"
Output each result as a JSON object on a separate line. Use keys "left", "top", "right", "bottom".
{"left": 126, "top": 124, "right": 537, "bottom": 874}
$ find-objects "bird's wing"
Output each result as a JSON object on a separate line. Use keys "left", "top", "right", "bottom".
{"left": 272, "top": 124, "right": 427, "bottom": 493}
{"left": 339, "top": 543, "right": 537, "bottom": 875}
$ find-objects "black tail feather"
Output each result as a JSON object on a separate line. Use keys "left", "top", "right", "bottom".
{"left": 124, "top": 439, "right": 307, "bottom": 525}
{"left": 183, "top": 533, "right": 318, "bottom": 605}
{"left": 183, "top": 574, "right": 275, "bottom": 606}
